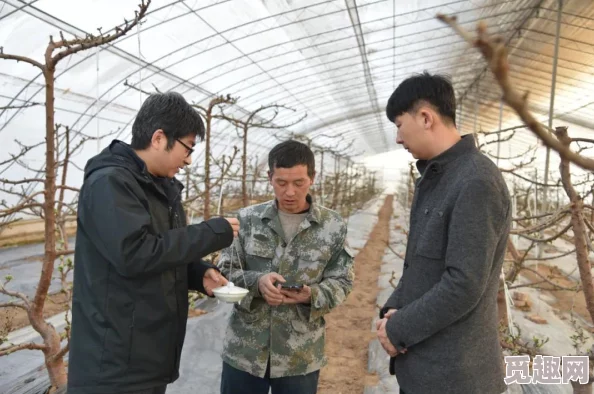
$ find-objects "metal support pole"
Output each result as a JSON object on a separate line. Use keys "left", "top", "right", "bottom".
{"left": 512, "top": 181, "right": 519, "bottom": 248}
{"left": 497, "top": 98, "right": 503, "bottom": 167}
{"left": 473, "top": 83, "right": 479, "bottom": 146}
{"left": 473, "top": 84, "right": 479, "bottom": 134}
{"left": 540, "top": 0, "right": 562, "bottom": 257}
{"left": 320, "top": 151, "right": 325, "bottom": 206}
{"left": 543, "top": 0, "right": 562, "bottom": 213}
{"left": 459, "top": 98, "right": 464, "bottom": 132}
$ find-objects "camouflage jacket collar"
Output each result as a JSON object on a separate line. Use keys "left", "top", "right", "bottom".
{"left": 261, "top": 194, "right": 321, "bottom": 224}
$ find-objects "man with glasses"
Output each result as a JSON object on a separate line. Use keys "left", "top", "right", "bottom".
{"left": 68, "top": 91, "right": 240, "bottom": 394}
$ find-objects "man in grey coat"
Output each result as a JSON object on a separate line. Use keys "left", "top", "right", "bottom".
{"left": 377, "top": 72, "right": 511, "bottom": 394}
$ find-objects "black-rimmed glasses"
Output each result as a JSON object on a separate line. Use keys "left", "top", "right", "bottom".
{"left": 176, "top": 139, "right": 194, "bottom": 157}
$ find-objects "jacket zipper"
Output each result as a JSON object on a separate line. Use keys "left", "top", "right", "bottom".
{"left": 127, "top": 309, "right": 135, "bottom": 364}
{"left": 170, "top": 186, "right": 182, "bottom": 379}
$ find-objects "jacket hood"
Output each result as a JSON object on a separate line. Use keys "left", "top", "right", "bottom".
{"left": 84, "top": 139, "right": 148, "bottom": 181}
{"left": 84, "top": 140, "right": 184, "bottom": 201}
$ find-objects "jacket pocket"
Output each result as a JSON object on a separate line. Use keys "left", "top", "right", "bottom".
{"left": 245, "top": 237, "right": 275, "bottom": 270}
{"left": 296, "top": 248, "right": 332, "bottom": 283}
{"left": 234, "top": 304, "right": 266, "bottom": 323}
{"left": 291, "top": 306, "right": 323, "bottom": 333}
{"left": 415, "top": 209, "right": 446, "bottom": 260}
{"left": 99, "top": 302, "right": 135, "bottom": 373}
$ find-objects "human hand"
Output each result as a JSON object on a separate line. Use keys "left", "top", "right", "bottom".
{"left": 280, "top": 285, "right": 312, "bottom": 305}
{"left": 258, "top": 273, "right": 285, "bottom": 306}
{"left": 203, "top": 268, "right": 228, "bottom": 296}
{"left": 377, "top": 316, "right": 406, "bottom": 357}
{"left": 225, "top": 217, "right": 240, "bottom": 237}
{"left": 375, "top": 308, "right": 397, "bottom": 331}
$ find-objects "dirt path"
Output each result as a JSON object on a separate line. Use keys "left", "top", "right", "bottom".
{"left": 318, "top": 195, "right": 393, "bottom": 394}
{"left": 521, "top": 264, "right": 593, "bottom": 326}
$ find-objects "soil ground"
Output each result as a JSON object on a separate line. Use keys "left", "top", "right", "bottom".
{"left": 318, "top": 195, "right": 393, "bottom": 394}
{"left": 520, "top": 263, "right": 593, "bottom": 326}
{"left": 0, "top": 290, "right": 210, "bottom": 340}
{"left": 1, "top": 291, "right": 70, "bottom": 339}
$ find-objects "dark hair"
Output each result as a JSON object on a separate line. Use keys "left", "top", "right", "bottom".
{"left": 131, "top": 91, "right": 205, "bottom": 150}
{"left": 268, "top": 140, "right": 315, "bottom": 178}
{"left": 385, "top": 71, "right": 456, "bottom": 126}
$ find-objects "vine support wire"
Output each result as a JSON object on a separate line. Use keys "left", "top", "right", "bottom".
{"left": 137, "top": 21, "right": 143, "bottom": 107}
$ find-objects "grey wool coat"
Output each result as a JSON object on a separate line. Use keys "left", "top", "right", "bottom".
{"left": 381, "top": 135, "right": 512, "bottom": 394}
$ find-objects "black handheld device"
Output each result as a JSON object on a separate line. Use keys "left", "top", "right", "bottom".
{"left": 280, "top": 283, "right": 304, "bottom": 291}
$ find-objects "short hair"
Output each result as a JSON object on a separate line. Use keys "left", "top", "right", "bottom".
{"left": 268, "top": 140, "right": 315, "bottom": 178}
{"left": 385, "top": 71, "right": 456, "bottom": 126}
{"left": 131, "top": 91, "right": 205, "bottom": 150}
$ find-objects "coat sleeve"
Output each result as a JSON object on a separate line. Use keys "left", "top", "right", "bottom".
{"left": 385, "top": 179, "right": 509, "bottom": 350}
{"left": 380, "top": 278, "right": 403, "bottom": 318}
{"left": 188, "top": 259, "right": 221, "bottom": 296}
{"left": 79, "top": 171, "right": 233, "bottom": 278}
{"left": 307, "top": 222, "right": 355, "bottom": 322}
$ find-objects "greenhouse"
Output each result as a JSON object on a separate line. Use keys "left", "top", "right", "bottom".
{"left": 0, "top": 0, "right": 593, "bottom": 393}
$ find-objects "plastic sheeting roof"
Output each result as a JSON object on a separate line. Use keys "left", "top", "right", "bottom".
{"left": 1, "top": 0, "right": 593, "bottom": 190}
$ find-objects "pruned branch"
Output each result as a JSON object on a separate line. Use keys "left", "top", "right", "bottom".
{"left": 49, "top": 1, "right": 150, "bottom": 66}
{"left": 55, "top": 250, "right": 75, "bottom": 258}
{"left": 0, "top": 102, "right": 42, "bottom": 110}
{"left": 499, "top": 169, "right": 560, "bottom": 188}
{"left": 385, "top": 240, "right": 405, "bottom": 259}
{"left": 524, "top": 248, "right": 577, "bottom": 262}
{"left": 0, "top": 178, "right": 45, "bottom": 185}
{"left": 50, "top": 342, "right": 69, "bottom": 363}
{"left": 0, "top": 342, "right": 47, "bottom": 356}
{"left": 505, "top": 239, "right": 536, "bottom": 284}
{"left": 437, "top": 14, "right": 594, "bottom": 172}
{"left": 509, "top": 265, "right": 581, "bottom": 292}
{"left": 0, "top": 302, "right": 28, "bottom": 311}
{"left": 511, "top": 206, "right": 569, "bottom": 234}
{"left": 124, "top": 79, "right": 155, "bottom": 96}
{"left": 572, "top": 138, "right": 594, "bottom": 145}
{"left": 517, "top": 222, "right": 571, "bottom": 243}
{"left": 0, "top": 202, "right": 44, "bottom": 219}
{"left": 0, "top": 140, "right": 44, "bottom": 167}
{"left": 0, "top": 283, "right": 30, "bottom": 308}
{"left": 0, "top": 47, "right": 44, "bottom": 70}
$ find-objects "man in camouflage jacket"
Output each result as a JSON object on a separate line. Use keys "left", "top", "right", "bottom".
{"left": 217, "top": 140, "right": 355, "bottom": 394}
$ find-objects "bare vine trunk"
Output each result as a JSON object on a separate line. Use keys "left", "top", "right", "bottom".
{"left": 556, "top": 127, "right": 594, "bottom": 324}
{"left": 36, "top": 67, "right": 67, "bottom": 389}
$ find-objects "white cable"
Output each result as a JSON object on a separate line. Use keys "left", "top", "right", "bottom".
{"left": 501, "top": 270, "right": 517, "bottom": 336}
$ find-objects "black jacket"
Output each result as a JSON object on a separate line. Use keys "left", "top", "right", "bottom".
{"left": 67, "top": 140, "right": 233, "bottom": 393}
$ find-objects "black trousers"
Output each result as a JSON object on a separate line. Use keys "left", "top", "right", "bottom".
{"left": 220, "top": 361, "right": 319, "bottom": 394}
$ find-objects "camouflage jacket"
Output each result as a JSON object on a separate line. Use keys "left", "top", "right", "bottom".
{"left": 217, "top": 198, "right": 355, "bottom": 378}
